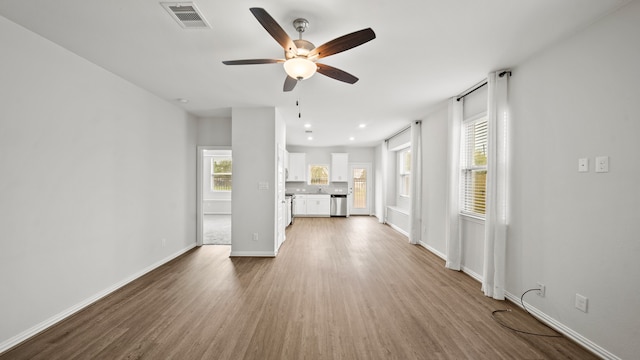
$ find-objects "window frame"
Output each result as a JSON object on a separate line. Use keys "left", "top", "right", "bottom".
{"left": 211, "top": 156, "right": 232, "bottom": 192}
{"left": 460, "top": 113, "right": 488, "bottom": 219}
{"left": 308, "top": 164, "right": 330, "bottom": 185}
{"left": 398, "top": 147, "right": 411, "bottom": 198}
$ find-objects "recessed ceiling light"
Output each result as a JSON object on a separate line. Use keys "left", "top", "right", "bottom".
{"left": 304, "top": 124, "right": 311, "bottom": 128}
{"left": 176, "top": 98, "right": 189, "bottom": 103}
{"left": 307, "top": 136, "right": 313, "bottom": 140}
{"left": 359, "top": 124, "right": 366, "bottom": 128}
{"left": 349, "top": 137, "right": 355, "bottom": 141}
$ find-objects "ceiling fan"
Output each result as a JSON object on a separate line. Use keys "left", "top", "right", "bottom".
{"left": 222, "top": 8, "right": 376, "bottom": 92}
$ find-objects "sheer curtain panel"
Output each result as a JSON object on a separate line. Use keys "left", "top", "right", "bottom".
{"left": 445, "top": 98, "right": 463, "bottom": 270}
{"left": 408, "top": 121, "right": 422, "bottom": 244}
{"left": 380, "top": 140, "right": 389, "bottom": 223}
{"left": 482, "top": 71, "right": 510, "bottom": 300}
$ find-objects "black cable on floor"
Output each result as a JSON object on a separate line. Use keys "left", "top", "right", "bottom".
{"left": 491, "top": 288, "right": 563, "bottom": 338}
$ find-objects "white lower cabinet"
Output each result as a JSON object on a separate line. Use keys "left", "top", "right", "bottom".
{"left": 294, "top": 197, "right": 307, "bottom": 216}
{"left": 294, "top": 195, "right": 330, "bottom": 217}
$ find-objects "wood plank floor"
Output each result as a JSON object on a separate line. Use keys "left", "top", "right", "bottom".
{"left": 1, "top": 217, "right": 596, "bottom": 360}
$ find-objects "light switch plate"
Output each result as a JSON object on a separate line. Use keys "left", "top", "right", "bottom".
{"left": 595, "top": 156, "right": 609, "bottom": 173}
{"left": 575, "top": 293, "right": 588, "bottom": 312}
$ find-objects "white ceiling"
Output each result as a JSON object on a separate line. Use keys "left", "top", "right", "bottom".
{"left": 0, "top": 0, "right": 630, "bottom": 147}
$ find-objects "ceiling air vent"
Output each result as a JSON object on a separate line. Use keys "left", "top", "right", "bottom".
{"left": 161, "top": 2, "right": 210, "bottom": 29}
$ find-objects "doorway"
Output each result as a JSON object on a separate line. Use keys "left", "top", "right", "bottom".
{"left": 197, "top": 146, "right": 232, "bottom": 246}
{"left": 349, "top": 163, "right": 372, "bottom": 215}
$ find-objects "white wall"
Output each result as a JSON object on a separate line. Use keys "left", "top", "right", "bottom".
{"left": 197, "top": 117, "right": 231, "bottom": 146}
{"left": 506, "top": 2, "right": 640, "bottom": 358}
{"left": 0, "top": 15, "right": 197, "bottom": 350}
{"left": 231, "top": 107, "right": 281, "bottom": 256}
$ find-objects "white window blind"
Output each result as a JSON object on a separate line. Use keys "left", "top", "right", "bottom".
{"left": 398, "top": 148, "right": 411, "bottom": 197}
{"left": 461, "top": 116, "right": 487, "bottom": 217}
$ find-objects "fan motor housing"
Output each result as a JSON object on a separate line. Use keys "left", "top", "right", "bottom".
{"left": 286, "top": 39, "right": 316, "bottom": 59}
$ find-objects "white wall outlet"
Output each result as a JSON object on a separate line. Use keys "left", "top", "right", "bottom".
{"left": 575, "top": 293, "right": 588, "bottom": 312}
{"left": 252, "top": 233, "right": 259, "bottom": 241}
{"left": 162, "top": 238, "right": 166, "bottom": 247}
{"left": 578, "top": 158, "right": 588, "bottom": 172}
{"left": 536, "top": 283, "right": 546, "bottom": 297}
{"left": 595, "top": 156, "right": 609, "bottom": 173}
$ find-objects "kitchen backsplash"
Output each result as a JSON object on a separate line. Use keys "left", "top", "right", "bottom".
{"left": 285, "top": 183, "right": 348, "bottom": 194}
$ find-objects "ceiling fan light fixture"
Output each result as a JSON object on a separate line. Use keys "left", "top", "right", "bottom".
{"left": 283, "top": 58, "right": 317, "bottom": 80}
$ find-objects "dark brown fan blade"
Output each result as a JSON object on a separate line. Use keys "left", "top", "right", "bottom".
{"left": 316, "top": 63, "right": 359, "bottom": 84}
{"left": 308, "top": 28, "right": 376, "bottom": 60}
{"left": 222, "top": 59, "right": 284, "bottom": 65}
{"left": 283, "top": 76, "right": 298, "bottom": 92}
{"left": 250, "top": 8, "right": 297, "bottom": 55}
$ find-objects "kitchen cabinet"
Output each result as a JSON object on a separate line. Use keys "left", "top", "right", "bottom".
{"left": 288, "top": 153, "right": 306, "bottom": 182}
{"left": 294, "top": 194, "right": 330, "bottom": 217}
{"left": 294, "top": 196, "right": 307, "bottom": 215}
{"left": 331, "top": 153, "right": 349, "bottom": 182}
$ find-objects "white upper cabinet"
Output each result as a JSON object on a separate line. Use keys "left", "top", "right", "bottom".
{"left": 331, "top": 153, "right": 349, "bottom": 182}
{"left": 288, "top": 152, "right": 306, "bottom": 182}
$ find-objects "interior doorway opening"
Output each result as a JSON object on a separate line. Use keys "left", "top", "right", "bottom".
{"left": 197, "top": 147, "right": 232, "bottom": 246}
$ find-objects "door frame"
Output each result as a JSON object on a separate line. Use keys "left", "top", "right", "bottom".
{"left": 349, "top": 162, "right": 372, "bottom": 215}
{"left": 197, "top": 145, "right": 231, "bottom": 246}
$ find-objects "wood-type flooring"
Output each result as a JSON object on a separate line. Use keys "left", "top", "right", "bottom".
{"left": 0, "top": 217, "right": 597, "bottom": 359}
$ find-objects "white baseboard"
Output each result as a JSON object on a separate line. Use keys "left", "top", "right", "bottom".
{"left": 504, "top": 291, "right": 620, "bottom": 360}
{"left": 461, "top": 266, "right": 483, "bottom": 283}
{"left": 229, "top": 251, "right": 276, "bottom": 257}
{"left": 387, "top": 223, "right": 409, "bottom": 237}
{"left": 418, "top": 242, "right": 447, "bottom": 261}
{"left": 0, "top": 243, "right": 196, "bottom": 355}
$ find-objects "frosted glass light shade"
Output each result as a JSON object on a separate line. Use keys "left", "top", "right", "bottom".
{"left": 283, "top": 58, "right": 317, "bottom": 80}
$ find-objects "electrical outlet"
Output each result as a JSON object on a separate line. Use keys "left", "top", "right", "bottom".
{"left": 578, "top": 158, "right": 588, "bottom": 172}
{"left": 536, "top": 282, "right": 546, "bottom": 297}
{"left": 162, "top": 238, "right": 166, "bottom": 247}
{"left": 252, "top": 233, "right": 259, "bottom": 241}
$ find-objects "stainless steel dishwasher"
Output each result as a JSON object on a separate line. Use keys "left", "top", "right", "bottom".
{"left": 330, "top": 194, "right": 347, "bottom": 217}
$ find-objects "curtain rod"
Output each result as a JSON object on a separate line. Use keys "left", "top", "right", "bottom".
{"left": 385, "top": 124, "right": 411, "bottom": 142}
{"left": 456, "top": 70, "right": 512, "bottom": 102}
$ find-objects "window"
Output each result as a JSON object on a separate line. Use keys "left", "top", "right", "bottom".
{"left": 398, "top": 148, "right": 411, "bottom": 197}
{"left": 461, "top": 115, "right": 487, "bottom": 217}
{"left": 309, "top": 164, "right": 329, "bottom": 185}
{"left": 211, "top": 157, "right": 232, "bottom": 191}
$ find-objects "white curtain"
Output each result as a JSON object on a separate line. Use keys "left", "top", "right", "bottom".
{"left": 379, "top": 140, "right": 389, "bottom": 223}
{"left": 445, "top": 98, "right": 463, "bottom": 270}
{"left": 482, "top": 71, "right": 510, "bottom": 300}
{"left": 408, "top": 121, "right": 422, "bottom": 244}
